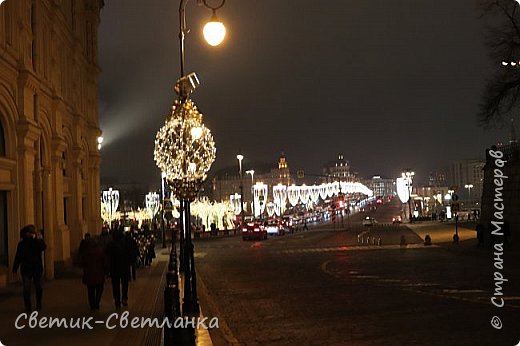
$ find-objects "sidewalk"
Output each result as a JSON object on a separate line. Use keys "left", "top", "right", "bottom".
{"left": 405, "top": 220, "right": 477, "bottom": 244}
{"left": 0, "top": 248, "right": 212, "bottom": 346}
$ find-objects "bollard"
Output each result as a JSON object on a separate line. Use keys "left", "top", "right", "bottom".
{"left": 366, "top": 236, "right": 371, "bottom": 244}
{"left": 372, "top": 237, "right": 376, "bottom": 245}
{"left": 424, "top": 234, "right": 432, "bottom": 246}
{"left": 168, "top": 253, "right": 177, "bottom": 272}
{"left": 164, "top": 270, "right": 183, "bottom": 345}
{"left": 164, "top": 284, "right": 174, "bottom": 345}
{"left": 357, "top": 234, "right": 361, "bottom": 244}
{"left": 452, "top": 233, "right": 459, "bottom": 244}
{"left": 400, "top": 235, "right": 407, "bottom": 247}
{"left": 377, "top": 237, "right": 381, "bottom": 246}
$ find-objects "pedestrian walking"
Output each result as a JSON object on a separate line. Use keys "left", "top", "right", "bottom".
{"left": 98, "top": 227, "right": 111, "bottom": 250}
{"left": 77, "top": 233, "right": 92, "bottom": 264}
{"left": 12, "top": 224, "right": 47, "bottom": 312}
{"left": 144, "top": 237, "right": 156, "bottom": 266}
{"left": 125, "top": 230, "right": 139, "bottom": 280}
{"left": 79, "top": 237, "right": 107, "bottom": 310}
{"left": 106, "top": 228, "right": 132, "bottom": 309}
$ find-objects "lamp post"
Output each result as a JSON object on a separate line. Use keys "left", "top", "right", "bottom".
{"left": 237, "top": 154, "right": 244, "bottom": 220}
{"left": 154, "top": 0, "right": 226, "bottom": 317}
{"left": 245, "top": 169, "right": 255, "bottom": 216}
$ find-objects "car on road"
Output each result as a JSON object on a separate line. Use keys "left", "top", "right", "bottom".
{"left": 392, "top": 216, "right": 402, "bottom": 224}
{"left": 242, "top": 221, "right": 267, "bottom": 241}
{"left": 265, "top": 220, "right": 284, "bottom": 236}
{"left": 362, "top": 217, "right": 377, "bottom": 227}
{"left": 282, "top": 217, "right": 294, "bottom": 233}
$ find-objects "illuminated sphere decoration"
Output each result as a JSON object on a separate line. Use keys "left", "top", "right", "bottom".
{"left": 154, "top": 99, "right": 216, "bottom": 200}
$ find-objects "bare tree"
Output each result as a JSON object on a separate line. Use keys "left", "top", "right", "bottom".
{"left": 480, "top": 0, "right": 520, "bottom": 127}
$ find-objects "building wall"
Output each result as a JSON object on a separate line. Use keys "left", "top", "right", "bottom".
{"left": 365, "top": 176, "right": 395, "bottom": 197}
{"left": 0, "top": 0, "right": 103, "bottom": 285}
{"left": 322, "top": 154, "right": 354, "bottom": 182}
{"left": 447, "top": 159, "right": 485, "bottom": 202}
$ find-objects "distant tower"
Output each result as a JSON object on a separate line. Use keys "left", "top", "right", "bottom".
{"left": 510, "top": 118, "right": 518, "bottom": 144}
{"left": 278, "top": 152, "right": 290, "bottom": 185}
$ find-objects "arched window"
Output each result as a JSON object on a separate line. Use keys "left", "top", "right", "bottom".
{"left": 0, "top": 120, "right": 6, "bottom": 157}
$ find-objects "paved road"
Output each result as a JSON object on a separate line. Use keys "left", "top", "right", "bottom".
{"left": 194, "top": 202, "right": 520, "bottom": 345}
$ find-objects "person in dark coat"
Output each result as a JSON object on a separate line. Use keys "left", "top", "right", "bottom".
{"left": 12, "top": 224, "right": 47, "bottom": 312}
{"left": 144, "top": 236, "right": 156, "bottom": 267}
{"left": 125, "top": 230, "right": 139, "bottom": 280}
{"left": 79, "top": 238, "right": 107, "bottom": 310}
{"left": 98, "top": 228, "right": 111, "bottom": 251}
{"left": 105, "top": 229, "right": 132, "bottom": 309}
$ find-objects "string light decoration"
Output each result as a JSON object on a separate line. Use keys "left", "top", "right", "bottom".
{"left": 309, "top": 185, "right": 320, "bottom": 203}
{"left": 145, "top": 192, "right": 160, "bottom": 220}
{"left": 318, "top": 184, "right": 328, "bottom": 200}
{"left": 299, "top": 185, "right": 310, "bottom": 204}
{"left": 230, "top": 193, "right": 242, "bottom": 216}
{"left": 266, "top": 202, "right": 275, "bottom": 217}
{"left": 287, "top": 185, "right": 300, "bottom": 206}
{"left": 253, "top": 182, "right": 268, "bottom": 216}
{"left": 154, "top": 99, "right": 216, "bottom": 200}
{"left": 101, "top": 188, "right": 119, "bottom": 222}
{"left": 273, "top": 184, "right": 287, "bottom": 216}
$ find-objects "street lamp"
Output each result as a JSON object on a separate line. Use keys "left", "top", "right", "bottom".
{"left": 97, "top": 136, "right": 103, "bottom": 151}
{"left": 237, "top": 154, "right": 244, "bottom": 220}
{"left": 154, "top": 0, "right": 226, "bottom": 316}
{"left": 245, "top": 169, "right": 255, "bottom": 216}
{"left": 465, "top": 184, "right": 473, "bottom": 202}
{"left": 202, "top": 1, "right": 226, "bottom": 46}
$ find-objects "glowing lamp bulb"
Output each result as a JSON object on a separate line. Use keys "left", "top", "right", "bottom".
{"left": 203, "top": 17, "right": 226, "bottom": 46}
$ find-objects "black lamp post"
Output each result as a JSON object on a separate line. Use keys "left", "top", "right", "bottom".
{"left": 155, "top": 0, "right": 226, "bottom": 317}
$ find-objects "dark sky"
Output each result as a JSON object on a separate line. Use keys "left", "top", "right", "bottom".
{"left": 98, "top": 0, "right": 509, "bottom": 186}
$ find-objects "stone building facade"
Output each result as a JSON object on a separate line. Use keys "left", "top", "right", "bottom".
{"left": 0, "top": 0, "right": 103, "bottom": 285}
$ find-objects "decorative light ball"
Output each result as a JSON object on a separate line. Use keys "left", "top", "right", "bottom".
{"left": 154, "top": 99, "right": 216, "bottom": 199}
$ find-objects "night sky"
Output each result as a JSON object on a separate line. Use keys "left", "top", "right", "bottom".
{"left": 98, "top": 0, "right": 509, "bottom": 187}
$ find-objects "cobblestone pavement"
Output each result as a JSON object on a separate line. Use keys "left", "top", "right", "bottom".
{"left": 194, "top": 202, "right": 520, "bottom": 345}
